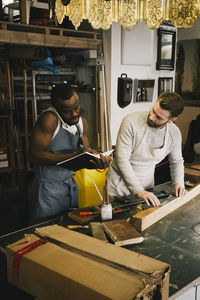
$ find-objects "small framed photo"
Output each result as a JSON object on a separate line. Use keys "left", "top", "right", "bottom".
{"left": 156, "top": 28, "right": 176, "bottom": 70}
{"left": 158, "top": 77, "right": 173, "bottom": 96}
{"left": 134, "top": 79, "right": 155, "bottom": 103}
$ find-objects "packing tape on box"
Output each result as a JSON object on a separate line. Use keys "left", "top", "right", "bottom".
{"left": 12, "top": 238, "right": 48, "bottom": 285}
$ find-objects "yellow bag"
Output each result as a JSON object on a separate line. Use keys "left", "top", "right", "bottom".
{"left": 73, "top": 168, "right": 108, "bottom": 208}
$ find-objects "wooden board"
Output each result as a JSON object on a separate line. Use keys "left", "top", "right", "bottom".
{"left": 102, "top": 219, "right": 144, "bottom": 246}
{"left": 130, "top": 183, "right": 200, "bottom": 232}
{"left": 89, "top": 222, "right": 108, "bottom": 243}
{"left": 68, "top": 211, "right": 99, "bottom": 225}
{"left": 0, "top": 22, "right": 101, "bottom": 49}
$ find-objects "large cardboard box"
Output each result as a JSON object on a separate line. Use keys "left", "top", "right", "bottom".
{"left": 6, "top": 224, "right": 170, "bottom": 300}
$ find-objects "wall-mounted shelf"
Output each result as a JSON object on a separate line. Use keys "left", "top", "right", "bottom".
{"left": 0, "top": 20, "right": 104, "bottom": 196}
{"left": 12, "top": 65, "right": 100, "bottom": 173}
{"left": 0, "top": 21, "right": 102, "bottom": 49}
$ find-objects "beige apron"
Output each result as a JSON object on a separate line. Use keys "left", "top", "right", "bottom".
{"left": 107, "top": 125, "right": 169, "bottom": 196}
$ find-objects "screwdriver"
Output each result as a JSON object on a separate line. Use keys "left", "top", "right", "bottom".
{"left": 67, "top": 225, "right": 89, "bottom": 229}
{"left": 113, "top": 208, "right": 130, "bottom": 214}
{"left": 79, "top": 211, "right": 99, "bottom": 216}
{"left": 79, "top": 208, "right": 130, "bottom": 216}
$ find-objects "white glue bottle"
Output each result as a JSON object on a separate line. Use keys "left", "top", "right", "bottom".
{"left": 101, "top": 185, "right": 112, "bottom": 221}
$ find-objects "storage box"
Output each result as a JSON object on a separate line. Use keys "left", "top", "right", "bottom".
{"left": 74, "top": 168, "right": 107, "bottom": 207}
{"left": 5, "top": 224, "right": 170, "bottom": 300}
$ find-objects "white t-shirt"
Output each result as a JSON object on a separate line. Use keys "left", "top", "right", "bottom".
{"left": 44, "top": 106, "right": 83, "bottom": 140}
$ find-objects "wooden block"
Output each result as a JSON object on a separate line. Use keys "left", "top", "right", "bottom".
{"left": 102, "top": 219, "right": 144, "bottom": 246}
{"left": 130, "top": 207, "right": 160, "bottom": 233}
{"left": 89, "top": 222, "right": 108, "bottom": 243}
{"left": 130, "top": 184, "right": 200, "bottom": 232}
{"left": 68, "top": 210, "right": 99, "bottom": 225}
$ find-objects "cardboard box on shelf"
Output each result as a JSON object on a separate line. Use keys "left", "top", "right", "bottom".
{"left": 5, "top": 224, "right": 170, "bottom": 300}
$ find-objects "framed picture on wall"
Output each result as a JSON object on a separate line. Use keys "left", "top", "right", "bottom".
{"left": 133, "top": 79, "right": 155, "bottom": 102}
{"left": 158, "top": 77, "right": 173, "bottom": 96}
{"left": 156, "top": 28, "right": 176, "bottom": 70}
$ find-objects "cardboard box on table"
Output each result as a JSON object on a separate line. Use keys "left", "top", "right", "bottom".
{"left": 5, "top": 224, "right": 170, "bottom": 300}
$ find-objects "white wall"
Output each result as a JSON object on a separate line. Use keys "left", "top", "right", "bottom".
{"left": 104, "top": 22, "right": 176, "bottom": 145}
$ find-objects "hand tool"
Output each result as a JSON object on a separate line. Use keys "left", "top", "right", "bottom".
{"left": 68, "top": 205, "right": 101, "bottom": 211}
{"left": 67, "top": 225, "right": 89, "bottom": 229}
{"left": 79, "top": 208, "right": 130, "bottom": 216}
{"left": 79, "top": 211, "right": 99, "bottom": 216}
{"left": 115, "top": 190, "right": 172, "bottom": 205}
{"left": 113, "top": 208, "right": 130, "bottom": 214}
{"left": 114, "top": 192, "right": 172, "bottom": 210}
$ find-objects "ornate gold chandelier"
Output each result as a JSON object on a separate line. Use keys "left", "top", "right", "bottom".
{"left": 54, "top": 0, "right": 200, "bottom": 31}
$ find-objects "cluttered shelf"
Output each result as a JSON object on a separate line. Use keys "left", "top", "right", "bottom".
{"left": 0, "top": 21, "right": 102, "bottom": 49}
{"left": 0, "top": 17, "right": 104, "bottom": 198}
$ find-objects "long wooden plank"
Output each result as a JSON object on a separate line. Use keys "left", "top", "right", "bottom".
{"left": 130, "top": 183, "right": 200, "bottom": 232}
{"left": 0, "top": 30, "right": 101, "bottom": 49}
{"left": 98, "top": 69, "right": 105, "bottom": 151}
{"left": 0, "top": 21, "right": 101, "bottom": 38}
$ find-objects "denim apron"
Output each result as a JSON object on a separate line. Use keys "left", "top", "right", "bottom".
{"left": 28, "top": 122, "right": 82, "bottom": 223}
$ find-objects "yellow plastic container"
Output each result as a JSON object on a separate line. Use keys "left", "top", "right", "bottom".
{"left": 73, "top": 168, "right": 108, "bottom": 208}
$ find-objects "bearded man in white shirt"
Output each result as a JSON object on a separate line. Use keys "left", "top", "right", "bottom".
{"left": 106, "top": 92, "right": 187, "bottom": 207}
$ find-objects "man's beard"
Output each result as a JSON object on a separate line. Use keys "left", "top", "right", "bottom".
{"left": 147, "top": 116, "right": 168, "bottom": 129}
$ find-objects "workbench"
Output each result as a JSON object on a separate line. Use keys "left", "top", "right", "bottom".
{"left": 184, "top": 162, "right": 200, "bottom": 184}
{"left": 0, "top": 182, "right": 200, "bottom": 299}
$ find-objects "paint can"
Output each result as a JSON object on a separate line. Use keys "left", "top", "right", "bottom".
{"left": 101, "top": 203, "right": 112, "bottom": 221}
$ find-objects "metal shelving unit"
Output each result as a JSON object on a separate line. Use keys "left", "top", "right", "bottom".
{"left": 0, "top": 61, "right": 18, "bottom": 197}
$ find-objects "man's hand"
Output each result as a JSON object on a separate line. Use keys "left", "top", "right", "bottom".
{"left": 92, "top": 153, "right": 112, "bottom": 169}
{"left": 80, "top": 147, "right": 112, "bottom": 169}
{"left": 173, "top": 185, "right": 187, "bottom": 197}
{"left": 77, "top": 147, "right": 97, "bottom": 155}
{"left": 137, "top": 190, "right": 161, "bottom": 207}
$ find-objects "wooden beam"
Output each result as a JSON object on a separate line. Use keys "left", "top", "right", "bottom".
{"left": 98, "top": 69, "right": 105, "bottom": 152}
{"left": 130, "top": 183, "right": 200, "bottom": 232}
{"left": 0, "top": 29, "right": 101, "bottom": 48}
{"left": 20, "top": 0, "right": 27, "bottom": 24}
{"left": 89, "top": 222, "right": 108, "bottom": 243}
